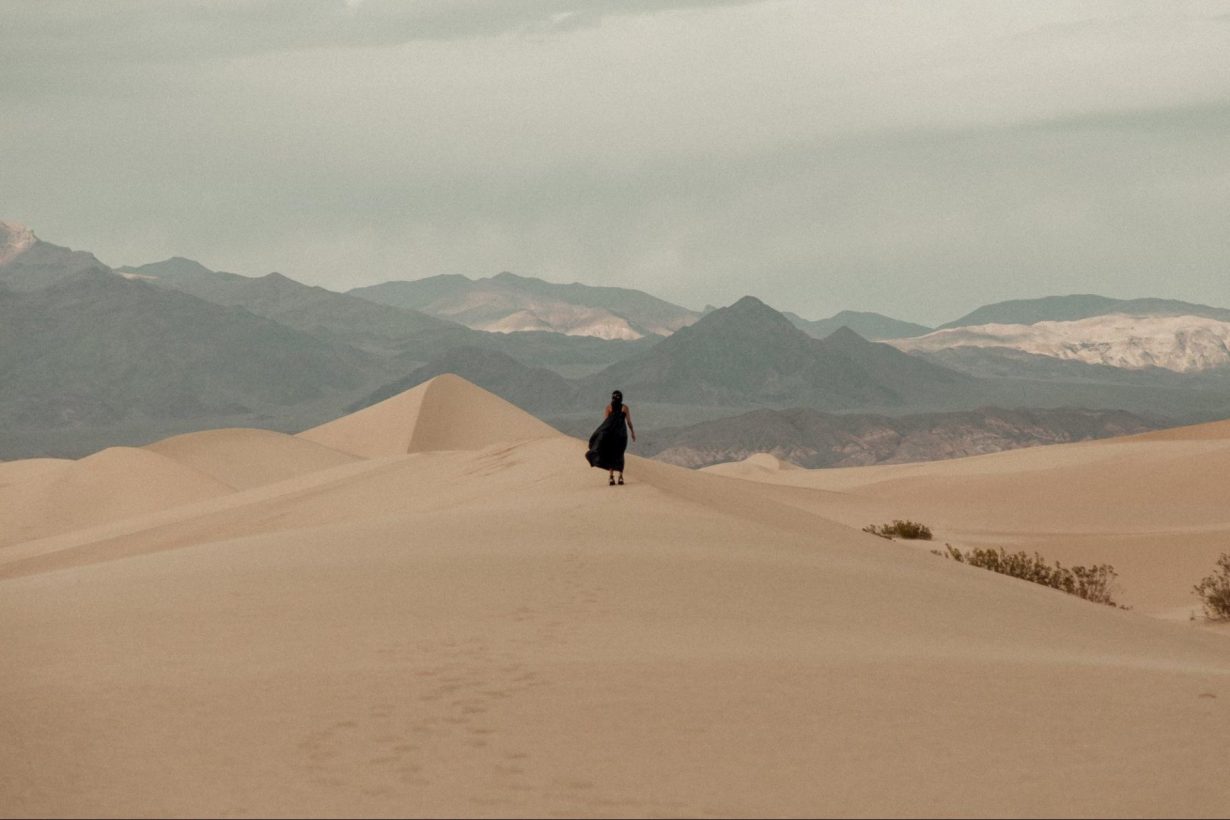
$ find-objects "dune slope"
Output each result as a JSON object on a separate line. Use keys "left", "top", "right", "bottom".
{"left": 2, "top": 377, "right": 1229, "bottom": 818}
{"left": 0, "top": 446, "right": 232, "bottom": 549}
{"left": 706, "top": 418, "right": 1230, "bottom": 615}
{"left": 146, "top": 427, "right": 357, "bottom": 490}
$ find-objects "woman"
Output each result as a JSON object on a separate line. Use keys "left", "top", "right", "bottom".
{"left": 585, "top": 389, "right": 636, "bottom": 485}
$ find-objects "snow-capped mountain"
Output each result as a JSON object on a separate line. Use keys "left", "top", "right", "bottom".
{"left": 0, "top": 221, "right": 37, "bottom": 266}
{"left": 893, "top": 314, "right": 1230, "bottom": 373}
{"left": 349, "top": 272, "right": 699, "bottom": 340}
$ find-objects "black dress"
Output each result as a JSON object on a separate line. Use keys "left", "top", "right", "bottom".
{"left": 586, "top": 404, "right": 627, "bottom": 472}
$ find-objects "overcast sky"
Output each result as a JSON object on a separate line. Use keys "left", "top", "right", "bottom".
{"left": 3, "top": 1, "right": 1230, "bottom": 324}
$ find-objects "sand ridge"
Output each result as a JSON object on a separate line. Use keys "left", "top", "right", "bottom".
{"left": 3, "top": 376, "right": 1230, "bottom": 817}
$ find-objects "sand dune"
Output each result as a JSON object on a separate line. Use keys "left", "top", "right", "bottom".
{"left": 146, "top": 427, "right": 357, "bottom": 490}
{"left": 298, "top": 373, "right": 559, "bottom": 457}
{"left": 0, "top": 446, "right": 232, "bottom": 549}
{"left": 0, "top": 456, "right": 70, "bottom": 486}
{"left": 705, "top": 418, "right": 1230, "bottom": 616}
{"left": 3, "top": 376, "right": 1229, "bottom": 817}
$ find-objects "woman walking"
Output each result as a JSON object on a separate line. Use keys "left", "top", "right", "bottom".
{"left": 585, "top": 390, "right": 636, "bottom": 485}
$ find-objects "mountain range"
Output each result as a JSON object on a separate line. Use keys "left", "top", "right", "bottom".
{"left": 117, "top": 257, "right": 454, "bottom": 353}
{"left": 940, "top": 293, "right": 1230, "bottom": 329}
{"left": 638, "top": 406, "right": 1155, "bottom": 469}
{"left": 0, "top": 269, "right": 377, "bottom": 430}
{"left": 0, "top": 220, "right": 111, "bottom": 290}
{"left": 5, "top": 218, "right": 1230, "bottom": 464}
{"left": 784, "top": 310, "right": 932, "bottom": 340}
{"left": 582, "top": 297, "right": 973, "bottom": 410}
{"left": 349, "top": 272, "right": 699, "bottom": 340}
{"left": 896, "top": 314, "right": 1230, "bottom": 373}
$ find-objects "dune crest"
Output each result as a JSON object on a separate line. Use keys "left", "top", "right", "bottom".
{"left": 297, "top": 373, "right": 561, "bottom": 457}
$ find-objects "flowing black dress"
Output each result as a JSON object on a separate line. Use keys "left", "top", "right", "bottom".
{"left": 586, "top": 404, "right": 627, "bottom": 472}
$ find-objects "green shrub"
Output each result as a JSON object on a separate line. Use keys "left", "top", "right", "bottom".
{"left": 1193, "top": 554, "right": 1230, "bottom": 620}
{"left": 935, "top": 544, "right": 1119, "bottom": 607}
{"left": 863, "top": 520, "right": 933, "bottom": 540}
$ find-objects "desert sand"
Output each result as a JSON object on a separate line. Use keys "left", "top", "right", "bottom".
{"left": 705, "top": 419, "right": 1230, "bottom": 619}
{"left": 2, "top": 374, "right": 1229, "bottom": 817}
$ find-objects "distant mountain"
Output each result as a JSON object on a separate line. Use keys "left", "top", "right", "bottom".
{"left": 905, "top": 345, "right": 1196, "bottom": 385}
{"left": 785, "top": 310, "right": 931, "bottom": 340}
{"left": 118, "top": 257, "right": 456, "bottom": 352}
{"left": 349, "top": 271, "right": 700, "bottom": 339}
{"left": 349, "top": 347, "right": 578, "bottom": 416}
{"left": 0, "top": 271, "right": 377, "bottom": 431}
{"left": 640, "top": 406, "right": 1155, "bottom": 469}
{"left": 0, "top": 221, "right": 111, "bottom": 291}
{"left": 942, "top": 294, "right": 1230, "bottom": 329}
{"left": 586, "top": 296, "right": 974, "bottom": 410}
{"left": 897, "top": 314, "right": 1230, "bottom": 373}
{"left": 120, "top": 257, "right": 655, "bottom": 373}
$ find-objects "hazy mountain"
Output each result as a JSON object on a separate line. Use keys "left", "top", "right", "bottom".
{"left": 897, "top": 314, "right": 1230, "bottom": 373}
{"left": 785, "top": 309, "right": 931, "bottom": 340}
{"left": 0, "top": 221, "right": 111, "bottom": 291}
{"left": 351, "top": 347, "right": 579, "bottom": 416}
{"left": 906, "top": 345, "right": 1198, "bottom": 384}
{"left": 0, "top": 271, "right": 378, "bottom": 432}
{"left": 640, "top": 406, "right": 1156, "bottom": 469}
{"left": 586, "top": 296, "right": 974, "bottom": 410}
{"left": 349, "top": 271, "right": 700, "bottom": 339}
{"left": 942, "top": 294, "right": 1230, "bottom": 329}
{"left": 118, "top": 257, "right": 457, "bottom": 352}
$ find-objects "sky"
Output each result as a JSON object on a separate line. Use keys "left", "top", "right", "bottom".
{"left": 3, "top": 0, "right": 1230, "bottom": 325}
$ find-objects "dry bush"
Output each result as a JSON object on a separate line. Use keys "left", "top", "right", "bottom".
{"left": 862, "top": 520, "right": 933, "bottom": 540}
{"left": 1193, "top": 553, "right": 1230, "bottom": 620}
{"left": 935, "top": 544, "right": 1119, "bottom": 607}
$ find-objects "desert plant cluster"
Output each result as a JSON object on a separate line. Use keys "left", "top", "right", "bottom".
{"left": 862, "top": 519, "right": 933, "bottom": 540}
{"left": 934, "top": 543, "right": 1120, "bottom": 607}
{"left": 876, "top": 518, "right": 1230, "bottom": 618}
{"left": 1193, "top": 553, "right": 1230, "bottom": 620}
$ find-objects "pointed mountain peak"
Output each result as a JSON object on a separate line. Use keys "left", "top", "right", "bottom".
{"left": 823, "top": 325, "right": 872, "bottom": 346}
{"left": 686, "top": 295, "right": 804, "bottom": 339}
{"left": 728, "top": 295, "right": 771, "bottom": 311}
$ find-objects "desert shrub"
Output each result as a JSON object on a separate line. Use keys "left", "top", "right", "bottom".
{"left": 935, "top": 544, "right": 1119, "bottom": 607}
{"left": 863, "top": 520, "right": 932, "bottom": 540}
{"left": 1193, "top": 553, "right": 1230, "bottom": 620}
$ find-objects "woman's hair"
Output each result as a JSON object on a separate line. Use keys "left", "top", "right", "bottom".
{"left": 611, "top": 390, "right": 623, "bottom": 404}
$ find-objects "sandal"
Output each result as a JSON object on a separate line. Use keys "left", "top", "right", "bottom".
{"left": 618, "top": 476, "right": 624, "bottom": 485}
{"left": 609, "top": 476, "right": 616, "bottom": 486}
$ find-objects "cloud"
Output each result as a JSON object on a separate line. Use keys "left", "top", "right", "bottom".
{"left": 0, "top": 0, "right": 772, "bottom": 63}
{"left": 4, "top": 1, "right": 1230, "bottom": 323}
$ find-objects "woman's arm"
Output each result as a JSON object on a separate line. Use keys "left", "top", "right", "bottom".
{"left": 624, "top": 406, "right": 636, "bottom": 442}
